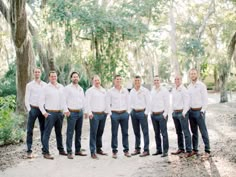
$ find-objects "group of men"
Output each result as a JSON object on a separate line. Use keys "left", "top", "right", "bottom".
{"left": 25, "top": 68, "right": 210, "bottom": 160}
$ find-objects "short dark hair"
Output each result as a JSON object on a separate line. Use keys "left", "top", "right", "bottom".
{"left": 114, "top": 74, "right": 121, "bottom": 79}
{"left": 134, "top": 75, "right": 141, "bottom": 79}
{"left": 49, "top": 70, "right": 57, "bottom": 76}
{"left": 154, "top": 75, "right": 159, "bottom": 78}
{"left": 70, "top": 71, "right": 79, "bottom": 78}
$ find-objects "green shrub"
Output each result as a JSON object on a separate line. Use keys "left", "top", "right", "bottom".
{"left": 0, "top": 96, "right": 24, "bottom": 145}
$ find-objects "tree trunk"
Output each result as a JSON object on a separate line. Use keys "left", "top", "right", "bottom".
{"left": 10, "top": 0, "right": 35, "bottom": 113}
{"left": 169, "top": 0, "right": 180, "bottom": 77}
{"left": 219, "top": 72, "right": 228, "bottom": 103}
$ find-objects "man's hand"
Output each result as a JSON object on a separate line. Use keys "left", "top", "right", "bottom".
{"left": 43, "top": 113, "right": 49, "bottom": 118}
{"left": 89, "top": 114, "right": 94, "bottom": 119}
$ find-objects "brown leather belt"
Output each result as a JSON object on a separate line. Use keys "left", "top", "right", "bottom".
{"left": 191, "top": 107, "right": 202, "bottom": 111}
{"left": 30, "top": 105, "right": 39, "bottom": 108}
{"left": 152, "top": 111, "right": 164, "bottom": 115}
{"left": 46, "top": 109, "right": 61, "bottom": 113}
{"left": 92, "top": 111, "right": 105, "bottom": 115}
{"left": 174, "top": 109, "right": 183, "bottom": 113}
{"left": 68, "top": 108, "right": 81, "bottom": 113}
{"left": 133, "top": 109, "right": 145, "bottom": 112}
{"left": 112, "top": 110, "right": 127, "bottom": 114}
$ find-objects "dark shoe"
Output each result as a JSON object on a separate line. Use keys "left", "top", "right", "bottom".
{"left": 67, "top": 154, "right": 74, "bottom": 159}
{"left": 124, "top": 152, "right": 131, "bottom": 157}
{"left": 131, "top": 150, "right": 140, "bottom": 156}
{"left": 112, "top": 153, "right": 117, "bottom": 159}
{"left": 161, "top": 153, "right": 168, "bottom": 157}
{"left": 139, "top": 151, "right": 150, "bottom": 157}
{"left": 75, "top": 151, "right": 87, "bottom": 156}
{"left": 152, "top": 151, "right": 162, "bottom": 156}
{"left": 171, "top": 149, "right": 185, "bottom": 155}
{"left": 91, "top": 154, "right": 99, "bottom": 159}
{"left": 97, "top": 150, "right": 108, "bottom": 156}
{"left": 59, "top": 151, "right": 68, "bottom": 156}
{"left": 44, "top": 154, "right": 54, "bottom": 160}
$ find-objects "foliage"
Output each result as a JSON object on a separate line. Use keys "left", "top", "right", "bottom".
{"left": 0, "top": 63, "right": 16, "bottom": 97}
{"left": 0, "top": 96, "right": 24, "bottom": 145}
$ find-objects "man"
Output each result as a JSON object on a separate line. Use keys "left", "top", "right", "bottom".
{"left": 25, "top": 68, "right": 47, "bottom": 158}
{"left": 171, "top": 75, "right": 193, "bottom": 158}
{"left": 64, "top": 72, "right": 87, "bottom": 159}
{"left": 39, "top": 71, "right": 68, "bottom": 160}
{"left": 150, "top": 75, "right": 169, "bottom": 157}
{"left": 107, "top": 75, "right": 131, "bottom": 159}
{"left": 188, "top": 68, "right": 210, "bottom": 159}
{"left": 85, "top": 75, "right": 109, "bottom": 159}
{"left": 130, "top": 76, "right": 150, "bottom": 157}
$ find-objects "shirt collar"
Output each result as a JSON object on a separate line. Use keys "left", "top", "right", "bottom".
{"left": 70, "top": 83, "right": 82, "bottom": 91}
{"left": 92, "top": 86, "right": 106, "bottom": 93}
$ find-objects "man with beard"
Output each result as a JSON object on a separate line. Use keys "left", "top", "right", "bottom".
{"left": 64, "top": 72, "right": 87, "bottom": 159}
{"left": 188, "top": 68, "right": 210, "bottom": 159}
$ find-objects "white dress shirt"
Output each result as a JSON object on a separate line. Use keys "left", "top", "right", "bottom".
{"left": 107, "top": 87, "right": 130, "bottom": 114}
{"left": 188, "top": 80, "right": 208, "bottom": 112}
{"left": 130, "top": 86, "right": 150, "bottom": 115}
{"left": 85, "top": 86, "right": 109, "bottom": 115}
{"left": 39, "top": 82, "right": 67, "bottom": 114}
{"left": 150, "top": 86, "right": 169, "bottom": 117}
{"left": 172, "top": 84, "right": 189, "bottom": 115}
{"left": 25, "top": 80, "right": 47, "bottom": 111}
{"left": 64, "top": 83, "right": 85, "bottom": 110}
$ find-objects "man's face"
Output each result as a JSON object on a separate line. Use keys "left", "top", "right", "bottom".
{"left": 71, "top": 73, "right": 79, "bottom": 84}
{"left": 114, "top": 76, "right": 122, "bottom": 87}
{"left": 134, "top": 78, "right": 141, "bottom": 88}
{"left": 154, "top": 77, "right": 160, "bottom": 87}
{"left": 189, "top": 70, "right": 198, "bottom": 82}
{"left": 93, "top": 76, "right": 101, "bottom": 87}
{"left": 175, "top": 76, "right": 182, "bottom": 87}
{"left": 49, "top": 72, "right": 57, "bottom": 84}
{"left": 34, "top": 69, "right": 41, "bottom": 79}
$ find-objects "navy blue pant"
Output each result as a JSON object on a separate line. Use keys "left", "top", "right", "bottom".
{"left": 42, "top": 112, "right": 65, "bottom": 154}
{"left": 111, "top": 112, "right": 129, "bottom": 153}
{"left": 66, "top": 111, "right": 83, "bottom": 154}
{"left": 131, "top": 110, "right": 149, "bottom": 152}
{"left": 189, "top": 110, "right": 210, "bottom": 153}
{"left": 172, "top": 112, "right": 192, "bottom": 152}
{"left": 151, "top": 113, "right": 169, "bottom": 153}
{"left": 89, "top": 113, "right": 106, "bottom": 154}
{"left": 26, "top": 107, "right": 45, "bottom": 153}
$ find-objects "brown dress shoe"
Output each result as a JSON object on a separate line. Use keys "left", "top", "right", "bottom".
{"left": 59, "top": 151, "right": 68, "bottom": 156}
{"left": 44, "top": 154, "right": 54, "bottom": 160}
{"left": 171, "top": 149, "right": 185, "bottom": 155}
{"left": 131, "top": 150, "right": 140, "bottom": 156}
{"left": 67, "top": 154, "right": 74, "bottom": 159}
{"left": 75, "top": 151, "right": 87, "bottom": 156}
{"left": 124, "top": 152, "right": 131, "bottom": 157}
{"left": 139, "top": 151, "right": 150, "bottom": 157}
{"left": 112, "top": 153, "right": 117, "bottom": 159}
{"left": 91, "top": 154, "right": 99, "bottom": 159}
{"left": 27, "top": 152, "right": 33, "bottom": 159}
{"left": 97, "top": 150, "right": 108, "bottom": 156}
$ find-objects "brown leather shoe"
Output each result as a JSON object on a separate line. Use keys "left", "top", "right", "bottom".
{"left": 171, "top": 149, "right": 185, "bottom": 155}
{"left": 44, "top": 154, "right": 54, "bottom": 160}
{"left": 59, "top": 151, "right": 68, "bottom": 156}
{"left": 131, "top": 150, "right": 140, "bottom": 156}
{"left": 75, "top": 151, "right": 87, "bottom": 156}
{"left": 112, "top": 153, "right": 117, "bottom": 159}
{"left": 67, "top": 154, "right": 74, "bottom": 159}
{"left": 124, "top": 152, "right": 131, "bottom": 157}
{"left": 184, "top": 152, "right": 195, "bottom": 158}
{"left": 139, "top": 151, "right": 150, "bottom": 157}
{"left": 91, "top": 154, "right": 99, "bottom": 159}
{"left": 97, "top": 150, "right": 108, "bottom": 156}
{"left": 27, "top": 152, "right": 33, "bottom": 159}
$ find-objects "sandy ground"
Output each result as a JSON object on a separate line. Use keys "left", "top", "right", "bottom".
{"left": 0, "top": 93, "right": 236, "bottom": 177}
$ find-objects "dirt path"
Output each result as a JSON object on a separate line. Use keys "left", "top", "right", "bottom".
{"left": 0, "top": 93, "right": 236, "bottom": 177}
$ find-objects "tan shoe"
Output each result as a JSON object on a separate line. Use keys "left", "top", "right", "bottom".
{"left": 112, "top": 153, "right": 117, "bottom": 159}
{"left": 131, "top": 150, "right": 140, "bottom": 156}
{"left": 124, "top": 152, "right": 131, "bottom": 157}
{"left": 67, "top": 154, "right": 74, "bottom": 159}
{"left": 43, "top": 154, "right": 54, "bottom": 160}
